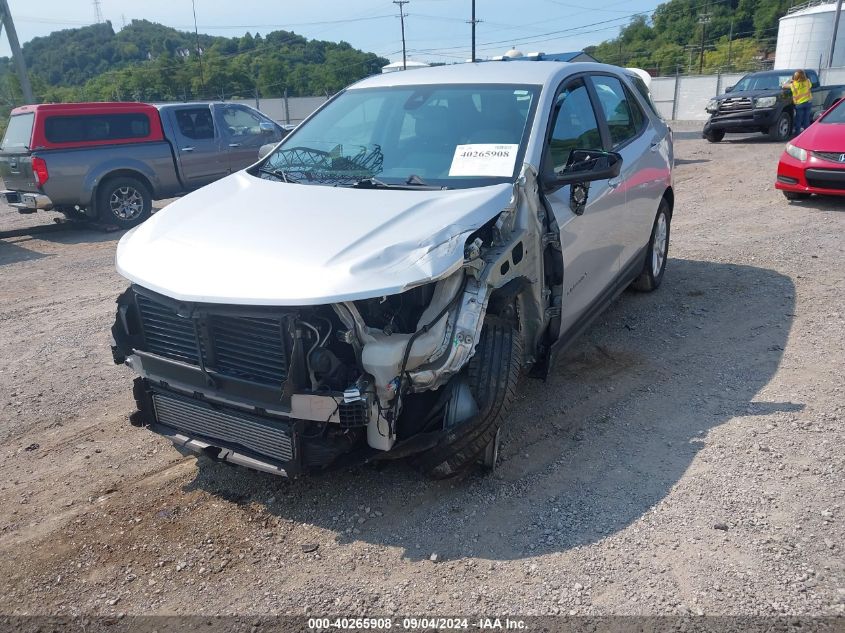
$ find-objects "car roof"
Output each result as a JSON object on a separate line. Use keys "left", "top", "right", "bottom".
{"left": 11, "top": 102, "right": 159, "bottom": 116}
{"left": 351, "top": 61, "right": 624, "bottom": 90}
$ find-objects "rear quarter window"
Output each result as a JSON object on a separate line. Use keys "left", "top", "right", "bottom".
{"left": 44, "top": 113, "right": 151, "bottom": 144}
{"left": 2, "top": 113, "right": 35, "bottom": 150}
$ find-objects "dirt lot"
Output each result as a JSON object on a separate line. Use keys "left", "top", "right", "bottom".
{"left": 0, "top": 124, "right": 843, "bottom": 618}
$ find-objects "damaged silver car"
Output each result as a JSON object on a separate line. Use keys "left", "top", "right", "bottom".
{"left": 111, "top": 61, "right": 674, "bottom": 478}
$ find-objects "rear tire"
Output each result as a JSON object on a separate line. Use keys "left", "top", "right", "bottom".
{"left": 704, "top": 129, "right": 725, "bottom": 143}
{"left": 97, "top": 176, "right": 152, "bottom": 229}
{"left": 632, "top": 200, "right": 671, "bottom": 292}
{"left": 783, "top": 191, "right": 810, "bottom": 201}
{"left": 768, "top": 111, "right": 792, "bottom": 142}
{"left": 418, "top": 316, "right": 522, "bottom": 479}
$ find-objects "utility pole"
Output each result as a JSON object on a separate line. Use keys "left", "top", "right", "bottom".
{"left": 468, "top": 0, "right": 481, "bottom": 62}
{"left": 393, "top": 0, "right": 409, "bottom": 70}
{"left": 0, "top": 0, "right": 34, "bottom": 104}
{"left": 829, "top": 0, "right": 843, "bottom": 68}
{"left": 191, "top": 0, "right": 206, "bottom": 94}
{"left": 698, "top": 13, "right": 711, "bottom": 74}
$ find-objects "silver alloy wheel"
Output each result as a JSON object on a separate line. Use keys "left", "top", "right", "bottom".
{"left": 652, "top": 211, "right": 668, "bottom": 277}
{"left": 109, "top": 186, "right": 144, "bottom": 221}
{"left": 778, "top": 114, "right": 791, "bottom": 139}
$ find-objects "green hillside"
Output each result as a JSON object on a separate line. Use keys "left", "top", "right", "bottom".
{"left": 0, "top": 19, "right": 388, "bottom": 104}
{"left": 586, "top": 0, "right": 796, "bottom": 74}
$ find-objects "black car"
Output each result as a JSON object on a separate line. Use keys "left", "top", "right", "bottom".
{"left": 702, "top": 69, "right": 821, "bottom": 143}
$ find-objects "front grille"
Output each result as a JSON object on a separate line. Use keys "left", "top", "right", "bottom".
{"left": 153, "top": 391, "right": 294, "bottom": 463}
{"left": 806, "top": 168, "right": 845, "bottom": 190}
{"left": 813, "top": 151, "right": 845, "bottom": 164}
{"left": 135, "top": 291, "right": 288, "bottom": 386}
{"left": 717, "top": 98, "right": 752, "bottom": 114}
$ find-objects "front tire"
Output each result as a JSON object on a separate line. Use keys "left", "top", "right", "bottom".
{"left": 783, "top": 191, "right": 810, "bottom": 201}
{"left": 419, "top": 317, "right": 522, "bottom": 478}
{"left": 632, "top": 200, "right": 671, "bottom": 292}
{"left": 704, "top": 129, "right": 725, "bottom": 143}
{"left": 768, "top": 111, "right": 792, "bottom": 142}
{"left": 97, "top": 176, "right": 152, "bottom": 229}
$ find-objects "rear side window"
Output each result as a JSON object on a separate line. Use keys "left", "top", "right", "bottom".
{"left": 44, "top": 113, "right": 151, "bottom": 144}
{"left": 629, "top": 75, "right": 661, "bottom": 119}
{"left": 1, "top": 113, "right": 35, "bottom": 150}
{"left": 590, "top": 75, "right": 645, "bottom": 148}
{"left": 174, "top": 107, "right": 216, "bottom": 140}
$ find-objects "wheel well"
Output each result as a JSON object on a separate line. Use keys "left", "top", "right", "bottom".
{"left": 94, "top": 170, "right": 153, "bottom": 206}
{"left": 662, "top": 187, "right": 674, "bottom": 217}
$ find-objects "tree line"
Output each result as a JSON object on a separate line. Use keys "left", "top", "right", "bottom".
{"left": 584, "top": 0, "right": 797, "bottom": 75}
{"left": 0, "top": 19, "right": 388, "bottom": 106}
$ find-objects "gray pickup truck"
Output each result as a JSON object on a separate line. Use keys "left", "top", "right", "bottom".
{"left": 0, "top": 101, "right": 286, "bottom": 227}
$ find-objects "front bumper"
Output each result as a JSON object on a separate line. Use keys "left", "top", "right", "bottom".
{"left": 775, "top": 152, "right": 845, "bottom": 196}
{"left": 703, "top": 107, "right": 778, "bottom": 134}
{"left": 1, "top": 189, "right": 53, "bottom": 212}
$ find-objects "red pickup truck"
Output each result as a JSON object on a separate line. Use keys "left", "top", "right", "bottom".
{"left": 0, "top": 101, "right": 286, "bottom": 227}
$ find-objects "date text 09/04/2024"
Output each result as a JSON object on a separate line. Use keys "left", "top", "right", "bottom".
{"left": 307, "top": 617, "right": 527, "bottom": 630}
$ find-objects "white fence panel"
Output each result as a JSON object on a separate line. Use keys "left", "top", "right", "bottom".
{"left": 675, "top": 75, "right": 719, "bottom": 121}
{"left": 650, "top": 77, "right": 676, "bottom": 120}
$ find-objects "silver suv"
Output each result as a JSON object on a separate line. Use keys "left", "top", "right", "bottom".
{"left": 111, "top": 61, "right": 674, "bottom": 478}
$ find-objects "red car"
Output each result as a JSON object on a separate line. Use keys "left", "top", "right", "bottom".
{"left": 776, "top": 97, "right": 845, "bottom": 200}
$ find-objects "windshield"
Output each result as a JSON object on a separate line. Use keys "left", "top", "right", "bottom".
{"left": 821, "top": 98, "right": 845, "bottom": 123}
{"left": 259, "top": 84, "right": 539, "bottom": 189}
{"left": 1, "top": 113, "right": 34, "bottom": 151}
{"left": 731, "top": 73, "right": 794, "bottom": 92}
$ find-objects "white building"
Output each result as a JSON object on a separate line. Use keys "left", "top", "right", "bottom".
{"left": 381, "top": 60, "right": 431, "bottom": 73}
{"left": 775, "top": 1, "right": 845, "bottom": 69}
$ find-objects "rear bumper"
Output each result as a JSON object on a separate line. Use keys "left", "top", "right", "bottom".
{"left": 776, "top": 152, "right": 845, "bottom": 196}
{"left": 1, "top": 189, "right": 53, "bottom": 211}
{"left": 704, "top": 108, "right": 778, "bottom": 133}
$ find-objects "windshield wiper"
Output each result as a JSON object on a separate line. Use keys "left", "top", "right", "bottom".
{"left": 259, "top": 166, "right": 298, "bottom": 183}
{"left": 352, "top": 176, "right": 446, "bottom": 191}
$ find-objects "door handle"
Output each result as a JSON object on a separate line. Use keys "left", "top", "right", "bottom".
{"left": 608, "top": 178, "right": 621, "bottom": 189}
{"left": 181, "top": 147, "right": 195, "bottom": 152}
{"left": 228, "top": 143, "right": 241, "bottom": 148}
{"left": 650, "top": 138, "right": 662, "bottom": 152}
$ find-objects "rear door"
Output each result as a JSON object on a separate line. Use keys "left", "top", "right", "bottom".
{"left": 164, "top": 105, "right": 227, "bottom": 188}
{"left": 216, "top": 104, "right": 281, "bottom": 171}
{"left": 0, "top": 112, "right": 37, "bottom": 192}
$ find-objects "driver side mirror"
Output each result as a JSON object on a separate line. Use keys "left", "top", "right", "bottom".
{"left": 545, "top": 149, "right": 623, "bottom": 192}
{"left": 258, "top": 143, "right": 275, "bottom": 160}
{"left": 725, "top": 85, "right": 734, "bottom": 93}
{"left": 259, "top": 121, "right": 276, "bottom": 134}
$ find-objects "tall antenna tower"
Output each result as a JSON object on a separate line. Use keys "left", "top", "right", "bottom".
{"left": 93, "top": 0, "right": 103, "bottom": 23}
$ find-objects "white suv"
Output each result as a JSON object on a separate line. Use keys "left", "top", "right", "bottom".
{"left": 111, "top": 61, "right": 674, "bottom": 478}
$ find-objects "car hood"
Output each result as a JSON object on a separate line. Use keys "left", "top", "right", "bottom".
{"left": 116, "top": 171, "right": 513, "bottom": 305}
{"left": 793, "top": 121, "right": 845, "bottom": 152}
{"left": 714, "top": 89, "right": 783, "bottom": 100}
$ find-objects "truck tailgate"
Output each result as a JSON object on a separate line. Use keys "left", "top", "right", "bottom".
{"left": 0, "top": 151, "right": 37, "bottom": 192}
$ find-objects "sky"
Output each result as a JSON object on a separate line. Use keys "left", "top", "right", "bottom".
{"left": 0, "top": 0, "right": 660, "bottom": 62}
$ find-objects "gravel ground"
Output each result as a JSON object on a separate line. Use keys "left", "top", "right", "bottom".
{"left": 0, "top": 123, "right": 843, "bottom": 617}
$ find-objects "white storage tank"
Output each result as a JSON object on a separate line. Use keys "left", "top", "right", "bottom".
{"left": 775, "top": 1, "right": 845, "bottom": 70}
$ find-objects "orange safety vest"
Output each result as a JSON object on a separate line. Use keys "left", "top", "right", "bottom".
{"left": 790, "top": 79, "right": 812, "bottom": 105}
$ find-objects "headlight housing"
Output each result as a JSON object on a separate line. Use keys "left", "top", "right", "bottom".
{"left": 755, "top": 96, "right": 777, "bottom": 108}
{"left": 785, "top": 143, "right": 807, "bottom": 162}
{"left": 706, "top": 99, "right": 719, "bottom": 113}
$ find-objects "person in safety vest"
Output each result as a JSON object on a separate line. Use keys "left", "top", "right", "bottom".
{"left": 784, "top": 70, "right": 813, "bottom": 135}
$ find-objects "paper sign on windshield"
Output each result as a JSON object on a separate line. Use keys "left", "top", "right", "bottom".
{"left": 449, "top": 144, "right": 519, "bottom": 177}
